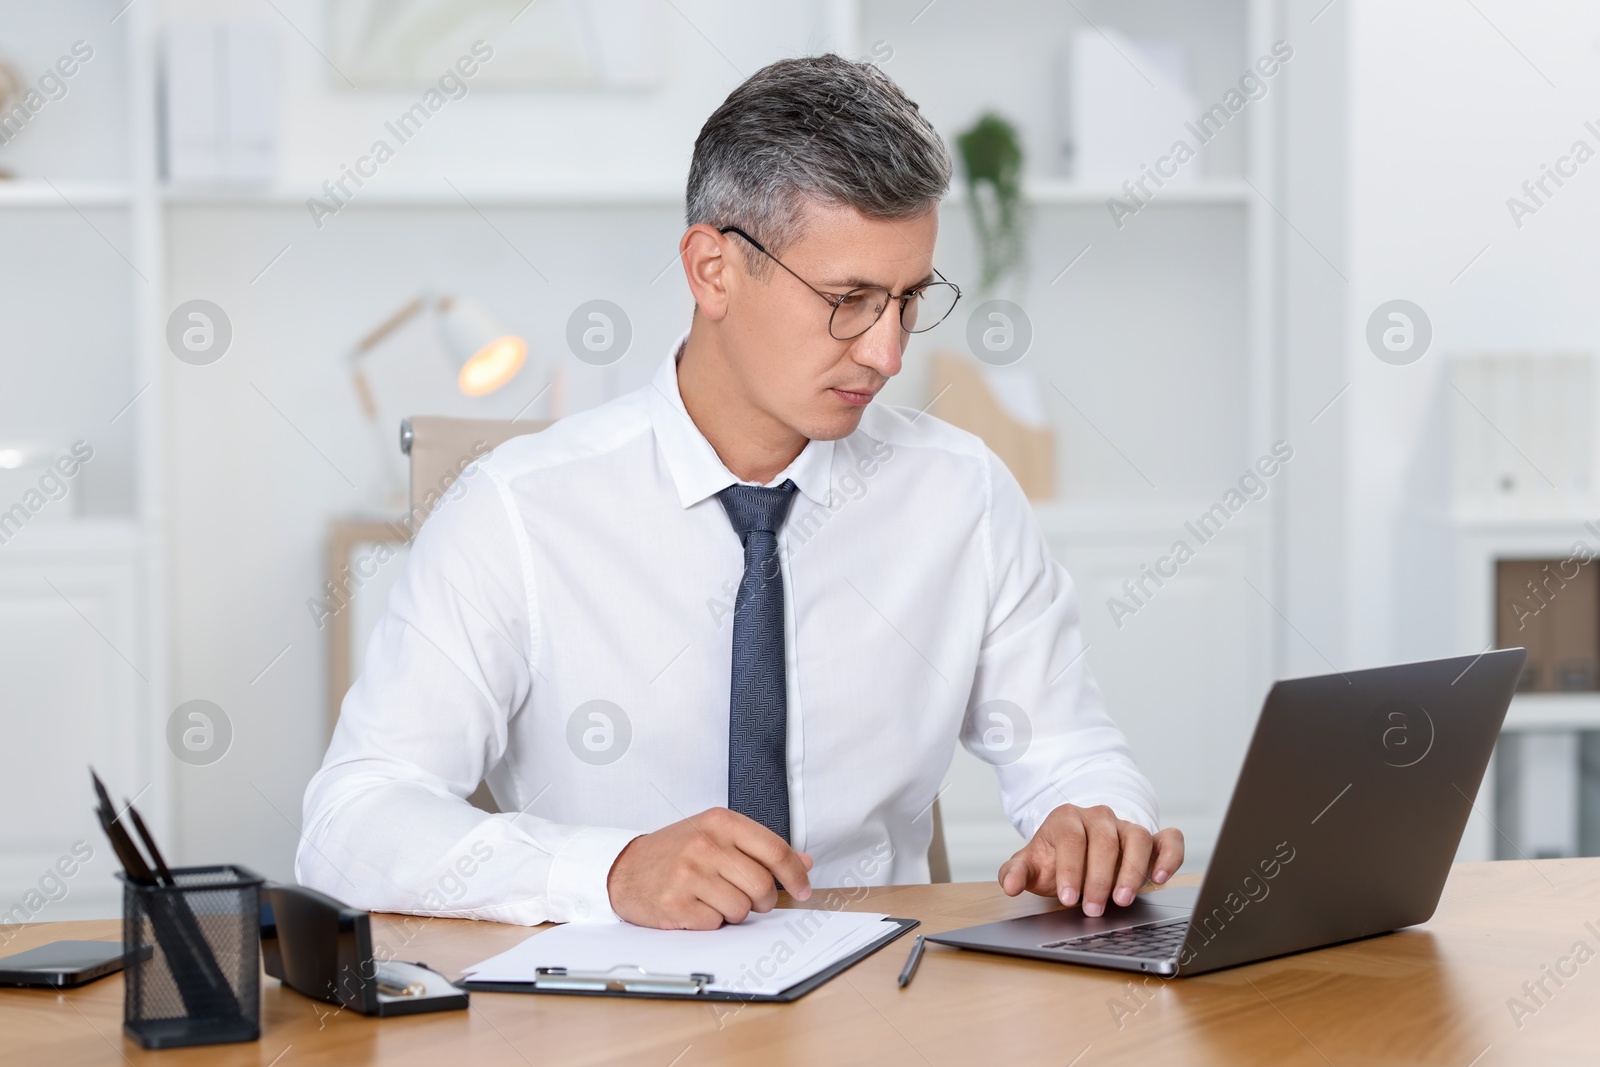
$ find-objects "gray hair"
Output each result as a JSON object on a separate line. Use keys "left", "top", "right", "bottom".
{"left": 685, "top": 53, "right": 952, "bottom": 282}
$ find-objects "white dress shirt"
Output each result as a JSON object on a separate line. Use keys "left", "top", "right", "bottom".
{"left": 297, "top": 328, "right": 1159, "bottom": 925}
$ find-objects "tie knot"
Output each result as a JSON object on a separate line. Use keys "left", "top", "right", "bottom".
{"left": 717, "top": 479, "right": 798, "bottom": 540}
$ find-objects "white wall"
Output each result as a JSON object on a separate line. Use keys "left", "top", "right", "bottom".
{"left": 1347, "top": 0, "right": 1600, "bottom": 666}
{"left": 1277, "top": 0, "right": 1349, "bottom": 677}
{"left": 163, "top": 0, "right": 841, "bottom": 195}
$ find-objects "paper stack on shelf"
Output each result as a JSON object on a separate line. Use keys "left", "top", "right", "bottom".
{"left": 1447, "top": 354, "right": 1593, "bottom": 506}
{"left": 163, "top": 22, "right": 277, "bottom": 183}
{"left": 1061, "top": 28, "right": 1197, "bottom": 186}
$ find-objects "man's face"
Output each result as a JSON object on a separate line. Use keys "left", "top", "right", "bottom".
{"left": 720, "top": 203, "right": 941, "bottom": 442}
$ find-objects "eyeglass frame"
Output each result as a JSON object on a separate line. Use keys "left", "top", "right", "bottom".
{"left": 716, "top": 224, "right": 962, "bottom": 340}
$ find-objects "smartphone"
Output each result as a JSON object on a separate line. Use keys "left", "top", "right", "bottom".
{"left": 0, "top": 941, "right": 130, "bottom": 988}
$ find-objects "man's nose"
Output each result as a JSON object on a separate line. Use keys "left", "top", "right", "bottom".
{"left": 851, "top": 307, "right": 906, "bottom": 379}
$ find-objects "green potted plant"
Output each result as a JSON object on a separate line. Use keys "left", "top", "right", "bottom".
{"left": 936, "top": 112, "right": 1052, "bottom": 500}
{"left": 955, "top": 112, "right": 1028, "bottom": 294}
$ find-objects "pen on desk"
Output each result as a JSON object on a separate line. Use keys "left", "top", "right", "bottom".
{"left": 376, "top": 963, "right": 427, "bottom": 997}
{"left": 897, "top": 935, "right": 926, "bottom": 988}
{"left": 377, "top": 976, "right": 427, "bottom": 997}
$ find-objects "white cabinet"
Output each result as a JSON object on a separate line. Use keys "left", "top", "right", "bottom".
{"left": 1404, "top": 510, "right": 1600, "bottom": 861}
{"left": 0, "top": 523, "right": 154, "bottom": 923}
{"left": 0, "top": 0, "right": 167, "bottom": 919}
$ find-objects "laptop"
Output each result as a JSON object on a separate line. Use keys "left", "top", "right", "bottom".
{"left": 928, "top": 648, "right": 1527, "bottom": 977}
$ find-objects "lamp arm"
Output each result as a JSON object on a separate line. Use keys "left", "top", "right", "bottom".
{"left": 353, "top": 294, "right": 430, "bottom": 355}
{"left": 348, "top": 294, "right": 432, "bottom": 422}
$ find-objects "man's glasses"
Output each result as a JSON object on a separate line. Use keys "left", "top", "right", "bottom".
{"left": 718, "top": 225, "right": 962, "bottom": 341}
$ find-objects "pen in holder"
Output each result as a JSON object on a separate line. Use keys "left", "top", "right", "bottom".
{"left": 120, "top": 865, "right": 263, "bottom": 1049}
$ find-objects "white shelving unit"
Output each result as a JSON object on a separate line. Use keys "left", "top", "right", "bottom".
{"left": 1506, "top": 693, "right": 1600, "bottom": 732}
{"left": 1013, "top": 179, "right": 1254, "bottom": 205}
{"left": 0, "top": 0, "right": 168, "bottom": 921}
{"left": 2, "top": 0, "right": 1287, "bottom": 891}
{"left": 849, "top": 0, "right": 1282, "bottom": 877}
{"left": 160, "top": 181, "right": 687, "bottom": 208}
{"left": 0, "top": 181, "right": 133, "bottom": 206}
{"left": 150, "top": 177, "right": 1254, "bottom": 210}
{"left": 1400, "top": 505, "right": 1600, "bottom": 861}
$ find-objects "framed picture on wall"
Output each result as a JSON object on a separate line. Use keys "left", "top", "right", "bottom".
{"left": 327, "top": 0, "right": 668, "bottom": 89}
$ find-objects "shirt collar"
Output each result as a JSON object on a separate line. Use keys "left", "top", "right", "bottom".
{"left": 648, "top": 328, "right": 836, "bottom": 510}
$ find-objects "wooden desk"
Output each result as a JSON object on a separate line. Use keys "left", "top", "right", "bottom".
{"left": 2, "top": 859, "right": 1595, "bottom": 1066}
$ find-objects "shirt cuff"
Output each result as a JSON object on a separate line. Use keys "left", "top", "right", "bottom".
{"left": 1021, "top": 794, "right": 1160, "bottom": 839}
{"left": 1108, "top": 805, "right": 1160, "bottom": 835}
{"left": 546, "top": 826, "right": 642, "bottom": 923}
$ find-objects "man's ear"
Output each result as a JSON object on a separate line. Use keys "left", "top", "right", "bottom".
{"left": 681, "top": 224, "right": 733, "bottom": 321}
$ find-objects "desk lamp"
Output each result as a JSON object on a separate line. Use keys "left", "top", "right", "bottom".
{"left": 349, "top": 293, "right": 526, "bottom": 417}
{"left": 346, "top": 293, "right": 528, "bottom": 506}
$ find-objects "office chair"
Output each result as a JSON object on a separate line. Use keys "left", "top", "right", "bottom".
{"left": 400, "top": 416, "right": 953, "bottom": 883}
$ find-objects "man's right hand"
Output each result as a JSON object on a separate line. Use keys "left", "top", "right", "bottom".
{"left": 605, "top": 807, "right": 813, "bottom": 929}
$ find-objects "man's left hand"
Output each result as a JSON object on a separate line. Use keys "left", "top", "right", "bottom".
{"left": 998, "top": 803, "right": 1184, "bottom": 916}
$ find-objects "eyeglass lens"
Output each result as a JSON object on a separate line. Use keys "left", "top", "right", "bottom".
{"left": 830, "top": 282, "right": 960, "bottom": 339}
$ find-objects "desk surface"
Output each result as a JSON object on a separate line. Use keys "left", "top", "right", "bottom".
{"left": 3, "top": 859, "right": 1597, "bottom": 1066}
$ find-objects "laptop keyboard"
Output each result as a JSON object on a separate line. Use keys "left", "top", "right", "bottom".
{"left": 1041, "top": 917, "right": 1189, "bottom": 959}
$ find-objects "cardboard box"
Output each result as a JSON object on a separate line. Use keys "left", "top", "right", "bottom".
{"left": 1497, "top": 558, "right": 1599, "bottom": 691}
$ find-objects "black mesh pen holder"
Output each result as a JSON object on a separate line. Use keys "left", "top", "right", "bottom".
{"left": 119, "top": 865, "right": 263, "bottom": 1049}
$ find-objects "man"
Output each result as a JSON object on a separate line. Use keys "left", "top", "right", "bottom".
{"left": 299, "top": 53, "right": 1182, "bottom": 930}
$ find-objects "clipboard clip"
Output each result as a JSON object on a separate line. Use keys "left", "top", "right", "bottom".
{"left": 533, "top": 965, "right": 713, "bottom": 996}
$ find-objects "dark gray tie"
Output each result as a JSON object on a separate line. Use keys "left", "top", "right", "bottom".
{"left": 717, "top": 479, "right": 799, "bottom": 842}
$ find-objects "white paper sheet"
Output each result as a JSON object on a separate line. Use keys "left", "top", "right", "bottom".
{"left": 462, "top": 908, "right": 893, "bottom": 996}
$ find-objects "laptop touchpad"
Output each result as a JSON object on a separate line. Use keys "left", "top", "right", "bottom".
{"left": 1019, "top": 886, "right": 1198, "bottom": 943}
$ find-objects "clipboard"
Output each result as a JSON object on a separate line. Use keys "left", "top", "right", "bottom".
{"left": 459, "top": 916, "right": 918, "bottom": 1002}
